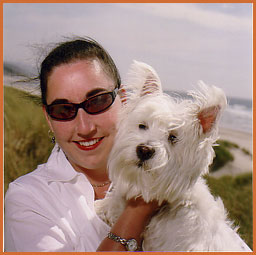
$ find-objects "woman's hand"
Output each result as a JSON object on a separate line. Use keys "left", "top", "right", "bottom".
{"left": 97, "top": 197, "right": 163, "bottom": 251}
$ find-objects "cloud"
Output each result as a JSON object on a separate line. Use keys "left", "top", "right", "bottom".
{"left": 3, "top": 3, "right": 252, "bottom": 99}
{"left": 118, "top": 3, "right": 252, "bottom": 32}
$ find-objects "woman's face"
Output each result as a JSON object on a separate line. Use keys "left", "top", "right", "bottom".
{"left": 43, "top": 59, "right": 121, "bottom": 173}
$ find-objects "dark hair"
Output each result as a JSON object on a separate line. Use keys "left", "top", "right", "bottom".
{"left": 39, "top": 37, "right": 121, "bottom": 105}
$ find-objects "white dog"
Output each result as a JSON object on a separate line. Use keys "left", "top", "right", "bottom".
{"left": 95, "top": 61, "right": 251, "bottom": 251}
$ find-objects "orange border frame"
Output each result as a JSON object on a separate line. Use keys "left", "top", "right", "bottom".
{"left": 0, "top": 1, "right": 3, "bottom": 254}
{"left": 1, "top": 1, "right": 254, "bottom": 255}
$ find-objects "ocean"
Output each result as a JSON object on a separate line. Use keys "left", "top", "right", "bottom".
{"left": 3, "top": 74, "right": 253, "bottom": 135}
{"left": 165, "top": 91, "right": 252, "bottom": 134}
{"left": 221, "top": 97, "right": 252, "bottom": 134}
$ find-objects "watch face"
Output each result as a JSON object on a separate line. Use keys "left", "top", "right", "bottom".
{"left": 127, "top": 239, "right": 138, "bottom": 251}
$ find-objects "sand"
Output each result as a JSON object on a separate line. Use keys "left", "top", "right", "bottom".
{"left": 209, "top": 127, "right": 253, "bottom": 178}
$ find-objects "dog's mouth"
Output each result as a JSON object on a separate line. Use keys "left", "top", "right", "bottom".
{"left": 137, "top": 160, "right": 151, "bottom": 171}
{"left": 137, "top": 161, "right": 144, "bottom": 168}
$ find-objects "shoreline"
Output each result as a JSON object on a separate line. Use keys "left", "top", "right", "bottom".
{"left": 219, "top": 127, "right": 252, "bottom": 153}
{"left": 210, "top": 127, "right": 253, "bottom": 178}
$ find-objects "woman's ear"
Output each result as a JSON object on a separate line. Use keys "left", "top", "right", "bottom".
{"left": 42, "top": 105, "right": 54, "bottom": 132}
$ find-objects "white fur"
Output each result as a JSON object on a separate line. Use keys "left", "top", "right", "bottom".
{"left": 95, "top": 61, "right": 251, "bottom": 251}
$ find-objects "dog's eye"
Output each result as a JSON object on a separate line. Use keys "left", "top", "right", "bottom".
{"left": 139, "top": 124, "right": 148, "bottom": 130}
{"left": 168, "top": 134, "right": 178, "bottom": 144}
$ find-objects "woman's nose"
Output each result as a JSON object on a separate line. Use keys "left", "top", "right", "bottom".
{"left": 75, "top": 108, "right": 97, "bottom": 135}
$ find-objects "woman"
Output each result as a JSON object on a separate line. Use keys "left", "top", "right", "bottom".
{"left": 4, "top": 37, "right": 159, "bottom": 252}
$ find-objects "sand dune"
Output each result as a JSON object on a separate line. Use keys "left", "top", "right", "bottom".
{"left": 210, "top": 127, "right": 253, "bottom": 178}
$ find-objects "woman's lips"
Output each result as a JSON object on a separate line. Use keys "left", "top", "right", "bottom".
{"left": 74, "top": 137, "right": 104, "bottom": 151}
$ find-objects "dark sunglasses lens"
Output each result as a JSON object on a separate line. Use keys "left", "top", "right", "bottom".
{"left": 85, "top": 93, "right": 114, "bottom": 114}
{"left": 48, "top": 104, "right": 77, "bottom": 120}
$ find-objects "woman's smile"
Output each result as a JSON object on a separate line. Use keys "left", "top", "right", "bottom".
{"left": 74, "top": 137, "right": 104, "bottom": 151}
{"left": 44, "top": 60, "right": 121, "bottom": 173}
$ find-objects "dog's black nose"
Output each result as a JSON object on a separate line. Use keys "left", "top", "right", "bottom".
{"left": 136, "top": 144, "right": 155, "bottom": 161}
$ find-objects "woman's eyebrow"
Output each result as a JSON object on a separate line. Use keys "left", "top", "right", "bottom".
{"left": 50, "top": 99, "right": 70, "bottom": 105}
{"left": 49, "top": 88, "right": 109, "bottom": 105}
{"left": 86, "top": 88, "right": 108, "bottom": 98}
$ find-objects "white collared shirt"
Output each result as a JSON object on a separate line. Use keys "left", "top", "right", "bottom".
{"left": 4, "top": 144, "right": 110, "bottom": 252}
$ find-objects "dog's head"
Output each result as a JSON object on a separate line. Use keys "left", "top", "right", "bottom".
{"left": 109, "top": 61, "right": 227, "bottom": 203}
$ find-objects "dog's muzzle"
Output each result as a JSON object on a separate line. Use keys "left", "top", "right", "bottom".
{"left": 136, "top": 144, "right": 155, "bottom": 162}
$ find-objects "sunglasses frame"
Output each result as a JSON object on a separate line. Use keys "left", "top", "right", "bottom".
{"left": 46, "top": 87, "right": 119, "bottom": 121}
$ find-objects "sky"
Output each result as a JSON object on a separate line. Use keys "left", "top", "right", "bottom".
{"left": 3, "top": 3, "right": 253, "bottom": 99}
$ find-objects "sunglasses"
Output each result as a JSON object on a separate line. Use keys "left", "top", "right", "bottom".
{"left": 46, "top": 88, "right": 118, "bottom": 121}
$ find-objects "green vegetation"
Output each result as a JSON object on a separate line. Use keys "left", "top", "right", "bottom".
{"left": 205, "top": 173, "right": 252, "bottom": 249}
{"left": 210, "top": 140, "right": 235, "bottom": 172}
{"left": 4, "top": 86, "right": 252, "bottom": 250}
{"left": 210, "top": 139, "right": 252, "bottom": 172}
{"left": 4, "top": 86, "right": 53, "bottom": 193}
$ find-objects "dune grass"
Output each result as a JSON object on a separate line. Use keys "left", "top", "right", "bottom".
{"left": 204, "top": 173, "right": 252, "bottom": 249}
{"left": 210, "top": 140, "right": 235, "bottom": 172}
{"left": 210, "top": 140, "right": 252, "bottom": 172}
{"left": 4, "top": 86, "right": 252, "bottom": 250}
{"left": 4, "top": 86, "right": 53, "bottom": 193}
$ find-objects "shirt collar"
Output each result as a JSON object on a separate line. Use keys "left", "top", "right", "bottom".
{"left": 45, "top": 144, "right": 82, "bottom": 182}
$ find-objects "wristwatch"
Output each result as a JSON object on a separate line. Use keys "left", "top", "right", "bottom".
{"left": 107, "top": 232, "right": 139, "bottom": 251}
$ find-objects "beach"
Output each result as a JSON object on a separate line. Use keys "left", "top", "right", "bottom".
{"left": 210, "top": 127, "right": 253, "bottom": 178}
{"left": 4, "top": 77, "right": 252, "bottom": 179}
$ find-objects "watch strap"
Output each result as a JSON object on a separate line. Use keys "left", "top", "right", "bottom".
{"left": 107, "top": 232, "right": 140, "bottom": 251}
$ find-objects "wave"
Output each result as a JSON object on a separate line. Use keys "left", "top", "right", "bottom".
{"left": 221, "top": 103, "right": 252, "bottom": 134}
{"left": 165, "top": 90, "right": 252, "bottom": 134}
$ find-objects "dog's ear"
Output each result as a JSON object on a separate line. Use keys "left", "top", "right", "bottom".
{"left": 139, "top": 61, "right": 162, "bottom": 97}
{"left": 198, "top": 106, "right": 221, "bottom": 133}
{"left": 118, "top": 85, "right": 128, "bottom": 105}
{"left": 189, "top": 81, "right": 227, "bottom": 134}
{"left": 123, "top": 60, "right": 162, "bottom": 101}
